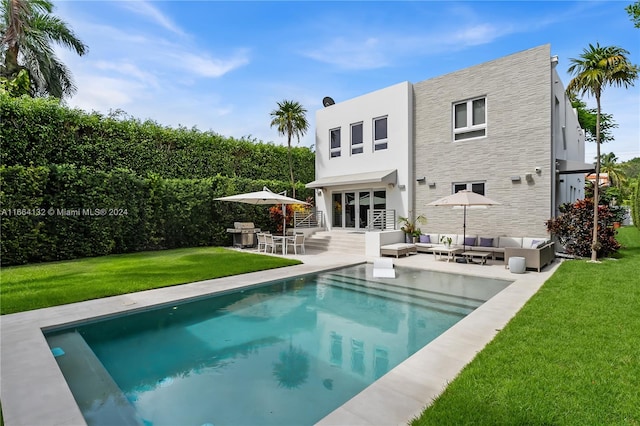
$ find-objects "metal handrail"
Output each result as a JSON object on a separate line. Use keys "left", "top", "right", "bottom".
{"left": 294, "top": 210, "right": 323, "bottom": 228}
{"left": 367, "top": 209, "right": 396, "bottom": 230}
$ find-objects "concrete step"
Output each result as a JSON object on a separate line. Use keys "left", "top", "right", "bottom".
{"left": 304, "top": 231, "right": 366, "bottom": 255}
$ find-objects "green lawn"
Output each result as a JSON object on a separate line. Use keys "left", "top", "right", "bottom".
{"left": 0, "top": 247, "right": 300, "bottom": 315}
{"left": 412, "top": 226, "right": 640, "bottom": 425}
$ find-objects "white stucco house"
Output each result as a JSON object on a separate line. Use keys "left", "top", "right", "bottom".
{"left": 306, "top": 44, "right": 593, "bottom": 248}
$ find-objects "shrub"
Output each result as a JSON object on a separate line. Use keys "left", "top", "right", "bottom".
{"left": 0, "top": 94, "right": 315, "bottom": 183}
{"left": 0, "top": 165, "right": 313, "bottom": 265}
{"left": 546, "top": 199, "right": 620, "bottom": 258}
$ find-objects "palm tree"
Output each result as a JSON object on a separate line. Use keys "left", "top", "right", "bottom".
{"left": 1, "top": 0, "right": 87, "bottom": 98}
{"left": 270, "top": 100, "right": 309, "bottom": 198}
{"left": 567, "top": 43, "right": 638, "bottom": 262}
{"left": 600, "top": 152, "right": 627, "bottom": 189}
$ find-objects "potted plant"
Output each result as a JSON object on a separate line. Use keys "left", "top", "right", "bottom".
{"left": 398, "top": 213, "right": 427, "bottom": 243}
{"left": 440, "top": 235, "right": 453, "bottom": 248}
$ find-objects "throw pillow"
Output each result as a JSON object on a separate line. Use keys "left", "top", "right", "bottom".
{"left": 419, "top": 234, "right": 430, "bottom": 243}
{"left": 479, "top": 237, "right": 494, "bottom": 247}
{"left": 464, "top": 236, "right": 476, "bottom": 246}
{"left": 530, "top": 239, "right": 542, "bottom": 248}
{"left": 536, "top": 240, "right": 548, "bottom": 249}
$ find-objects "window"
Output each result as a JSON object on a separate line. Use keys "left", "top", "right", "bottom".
{"left": 351, "top": 122, "right": 363, "bottom": 155}
{"left": 454, "top": 181, "right": 485, "bottom": 195}
{"left": 373, "top": 116, "right": 388, "bottom": 150}
{"left": 330, "top": 128, "right": 341, "bottom": 158}
{"left": 453, "top": 97, "right": 486, "bottom": 141}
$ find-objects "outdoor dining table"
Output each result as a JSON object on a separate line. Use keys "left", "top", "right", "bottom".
{"left": 272, "top": 235, "right": 295, "bottom": 255}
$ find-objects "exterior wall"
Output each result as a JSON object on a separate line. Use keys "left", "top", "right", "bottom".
{"left": 551, "top": 63, "right": 588, "bottom": 210}
{"left": 414, "top": 45, "right": 553, "bottom": 237}
{"left": 314, "top": 82, "right": 413, "bottom": 229}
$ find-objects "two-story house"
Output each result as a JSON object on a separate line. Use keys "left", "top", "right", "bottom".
{"left": 307, "top": 44, "right": 592, "bottom": 242}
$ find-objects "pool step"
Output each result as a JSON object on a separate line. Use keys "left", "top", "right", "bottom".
{"left": 319, "top": 273, "right": 484, "bottom": 315}
{"left": 324, "top": 270, "right": 487, "bottom": 306}
{"left": 46, "top": 331, "right": 144, "bottom": 426}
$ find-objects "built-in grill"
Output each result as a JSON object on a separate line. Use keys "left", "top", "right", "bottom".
{"left": 226, "top": 222, "right": 261, "bottom": 248}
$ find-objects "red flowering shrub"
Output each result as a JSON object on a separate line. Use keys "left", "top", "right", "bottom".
{"left": 546, "top": 199, "right": 620, "bottom": 258}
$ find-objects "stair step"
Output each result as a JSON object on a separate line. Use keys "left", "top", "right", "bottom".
{"left": 302, "top": 231, "right": 366, "bottom": 254}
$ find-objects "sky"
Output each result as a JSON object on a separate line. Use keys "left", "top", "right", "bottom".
{"left": 53, "top": 0, "right": 640, "bottom": 162}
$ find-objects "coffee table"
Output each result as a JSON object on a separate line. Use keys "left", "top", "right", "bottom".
{"left": 461, "top": 251, "right": 492, "bottom": 265}
{"left": 432, "top": 247, "right": 462, "bottom": 262}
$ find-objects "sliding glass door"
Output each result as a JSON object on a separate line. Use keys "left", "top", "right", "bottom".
{"left": 331, "top": 190, "right": 386, "bottom": 230}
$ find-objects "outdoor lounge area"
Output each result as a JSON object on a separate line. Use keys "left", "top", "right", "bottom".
{"left": 381, "top": 233, "right": 555, "bottom": 272}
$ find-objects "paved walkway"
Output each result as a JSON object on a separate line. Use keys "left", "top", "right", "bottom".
{"left": 0, "top": 248, "right": 559, "bottom": 426}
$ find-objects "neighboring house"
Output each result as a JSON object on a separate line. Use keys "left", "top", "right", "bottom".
{"left": 307, "top": 44, "right": 592, "bottom": 240}
{"left": 586, "top": 172, "right": 611, "bottom": 187}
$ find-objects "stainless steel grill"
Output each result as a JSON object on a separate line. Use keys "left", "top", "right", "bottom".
{"left": 226, "top": 222, "right": 261, "bottom": 248}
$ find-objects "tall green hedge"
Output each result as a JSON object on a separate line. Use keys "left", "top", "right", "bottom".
{"left": 1, "top": 95, "right": 317, "bottom": 265}
{"left": 0, "top": 95, "right": 315, "bottom": 182}
{"left": 0, "top": 165, "right": 313, "bottom": 265}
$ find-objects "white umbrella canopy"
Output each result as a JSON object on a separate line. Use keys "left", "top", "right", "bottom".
{"left": 215, "top": 187, "right": 309, "bottom": 234}
{"left": 427, "top": 190, "right": 501, "bottom": 256}
{"left": 427, "top": 190, "right": 500, "bottom": 208}
{"left": 214, "top": 188, "right": 309, "bottom": 205}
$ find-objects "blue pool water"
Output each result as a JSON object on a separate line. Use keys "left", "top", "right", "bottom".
{"left": 46, "top": 264, "right": 511, "bottom": 426}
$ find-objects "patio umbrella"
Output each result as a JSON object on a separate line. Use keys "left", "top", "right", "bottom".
{"left": 427, "top": 190, "right": 501, "bottom": 257}
{"left": 215, "top": 186, "right": 309, "bottom": 234}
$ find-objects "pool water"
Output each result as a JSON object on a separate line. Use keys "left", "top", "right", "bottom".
{"left": 46, "top": 264, "right": 511, "bottom": 426}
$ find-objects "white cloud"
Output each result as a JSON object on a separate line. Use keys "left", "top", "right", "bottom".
{"left": 118, "top": 1, "right": 185, "bottom": 37}
{"left": 173, "top": 51, "right": 251, "bottom": 78}
{"left": 68, "top": 75, "right": 143, "bottom": 112}
{"left": 93, "top": 61, "right": 159, "bottom": 87}
{"left": 305, "top": 37, "right": 388, "bottom": 70}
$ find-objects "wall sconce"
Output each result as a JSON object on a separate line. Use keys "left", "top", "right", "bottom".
{"left": 511, "top": 176, "right": 521, "bottom": 182}
{"left": 525, "top": 173, "right": 533, "bottom": 182}
{"left": 416, "top": 176, "right": 426, "bottom": 183}
{"left": 535, "top": 167, "right": 542, "bottom": 174}
{"left": 428, "top": 182, "right": 436, "bottom": 188}
{"left": 316, "top": 188, "right": 322, "bottom": 196}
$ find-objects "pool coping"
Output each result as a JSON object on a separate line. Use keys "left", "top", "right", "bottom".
{"left": 0, "top": 252, "right": 559, "bottom": 425}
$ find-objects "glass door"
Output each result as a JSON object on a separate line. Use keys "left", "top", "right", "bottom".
{"left": 332, "top": 193, "right": 342, "bottom": 228}
{"left": 331, "top": 190, "right": 387, "bottom": 230}
{"left": 344, "top": 192, "right": 356, "bottom": 227}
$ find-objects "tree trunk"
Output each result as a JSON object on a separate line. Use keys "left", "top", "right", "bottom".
{"left": 591, "top": 93, "right": 601, "bottom": 262}
{"left": 287, "top": 132, "right": 295, "bottom": 198}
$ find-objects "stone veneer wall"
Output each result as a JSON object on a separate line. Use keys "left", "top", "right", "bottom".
{"left": 414, "top": 44, "right": 552, "bottom": 238}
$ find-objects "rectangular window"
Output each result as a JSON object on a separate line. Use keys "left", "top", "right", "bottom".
{"left": 373, "top": 116, "right": 388, "bottom": 151}
{"left": 454, "top": 181, "right": 485, "bottom": 195}
{"left": 351, "top": 122, "right": 363, "bottom": 155}
{"left": 453, "top": 97, "right": 486, "bottom": 141}
{"left": 330, "top": 128, "right": 341, "bottom": 158}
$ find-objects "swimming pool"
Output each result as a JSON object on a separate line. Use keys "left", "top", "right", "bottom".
{"left": 46, "top": 264, "right": 511, "bottom": 426}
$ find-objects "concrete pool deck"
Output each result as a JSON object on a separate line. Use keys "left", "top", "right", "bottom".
{"left": 0, "top": 249, "right": 560, "bottom": 425}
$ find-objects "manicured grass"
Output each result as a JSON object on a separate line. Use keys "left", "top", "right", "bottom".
{"left": 412, "top": 226, "right": 640, "bottom": 425}
{"left": 0, "top": 247, "right": 300, "bottom": 315}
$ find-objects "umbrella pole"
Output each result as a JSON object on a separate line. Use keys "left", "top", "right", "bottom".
{"left": 463, "top": 205, "right": 467, "bottom": 252}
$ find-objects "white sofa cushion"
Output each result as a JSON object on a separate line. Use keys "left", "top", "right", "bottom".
{"left": 522, "top": 237, "right": 549, "bottom": 248}
{"left": 498, "top": 237, "right": 523, "bottom": 248}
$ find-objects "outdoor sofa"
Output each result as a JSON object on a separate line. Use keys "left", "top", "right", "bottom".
{"left": 414, "top": 233, "right": 555, "bottom": 271}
